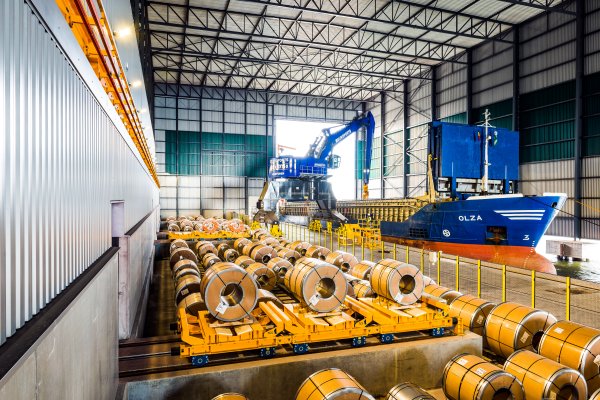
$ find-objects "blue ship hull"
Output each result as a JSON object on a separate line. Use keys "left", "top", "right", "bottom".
{"left": 380, "top": 194, "right": 567, "bottom": 273}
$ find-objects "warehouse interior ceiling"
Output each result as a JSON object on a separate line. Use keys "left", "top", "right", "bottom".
{"left": 145, "top": 0, "right": 573, "bottom": 101}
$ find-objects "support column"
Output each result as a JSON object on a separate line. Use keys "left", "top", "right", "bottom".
{"left": 403, "top": 80, "right": 410, "bottom": 198}
{"left": 380, "top": 91, "right": 386, "bottom": 199}
{"left": 512, "top": 28, "right": 520, "bottom": 132}
{"left": 574, "top": 0, "right": 584, "bottom": 239}
{"left": 431, "top": 67, "right": 437, "bottom": 122}
{"left": 466, "top": 50, "right": 474, "bottom": 124}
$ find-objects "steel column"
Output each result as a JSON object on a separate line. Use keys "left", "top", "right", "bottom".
{"left": 512, "top": 28, "right": 520, "bottom": 132}
{"left": 431, "top": 67, "right": 437, "bottom": 121}
{"left": 403, "top": 80, "right": 410, "bottom": 198}
{"left": 574, "top": 0, "right": 584, "bottom": 239}
{"left": 466, "top": 49, "right": 473, "bottom": 124}
{"left": 380, "top": 91, "right": 386, "bottom": 199}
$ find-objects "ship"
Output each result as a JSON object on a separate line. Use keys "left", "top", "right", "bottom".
{"left": 270, "top": 111, "right": 567, "bottom": 274}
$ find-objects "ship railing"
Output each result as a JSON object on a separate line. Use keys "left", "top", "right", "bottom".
{"left": 280, "top": 221, "right": 600, "bottom": 330}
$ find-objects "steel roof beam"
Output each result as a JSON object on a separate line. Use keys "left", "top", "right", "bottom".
{"left": 496, "top": 0, "right": 576, "bottom": 14}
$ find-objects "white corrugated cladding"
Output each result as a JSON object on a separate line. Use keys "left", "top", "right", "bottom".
{"left": 383, "top": 92, "right": 404, "bottom": 199}
{"left": 585, "top": 0, "right": 600, "bottom": 74}
{"left": 369, "top": 101, "right": 382, "bottom": 200}
{"left": 154, "top": 84, "right": 363, "bottom": 216}
{"left": 407, "top": 78, "right": 432, "bottom": 197}
{"left": 472, "top": 33, "right": 514, "bottom": 108}
{"left": 519, "top": 3, "right": 576, "bottom": 94}
{"left": 436, "top": 54, "right": 467, "bottom": 119}
{"left": 0, "top": 1, "right": 158, "bottom": 344}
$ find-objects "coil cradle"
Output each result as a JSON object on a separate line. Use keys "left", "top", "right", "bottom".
{"left": 538, "top": 320, "right": 600, "bottom": 394}
{"left": 485, "top": 302, "right": 557, "bottom": 358}
{"left": 504, "top": 350, "right": 587, "bottom": 400}
{"left": 443, "top": 353, "right": 524, "bottom": 400}
{"left": 385, "top": 382, "right": 435, "bottom": 400}
{"left": 295, "top": 368, "right": 375, "bottom": 400}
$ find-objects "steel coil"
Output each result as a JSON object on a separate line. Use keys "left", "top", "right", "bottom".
{"left": 485, "top": 302, "right": 557, "bottom": 358}
{"left": 295, "top": 368, "right": 375, "bottom": 400}
{"left": 221, "top": 248, "right": 239, "bottom": 263}
{"left": 170, "top": 239, "right": 189, "bottom": 253}
{"left": 196, "top": 242, "right": 217, "bottom": 258}
{"left": 279, "top": 239, "right": 290, "bottom": 247}
{"left": 283, "top": 258, "right": 347, "bottom": 313}
{"left": 276, "top": 248, "right": 301, "bottom": 265}
{"left": 267, "top": 257, "right": 293, "bottom": 280}
{"left": 211, "top": 394, "right": 249, "bottom": 400}
{"left": 234, "top": 238, "right": 251, "bottom": 253}
{"left": 175, "top": 276, "right": 202, "bottom": 304}
{"left": 174, "top": 267, "right": 200, "bottom": 282}
{"left": 234, "top": 255, "right": 255, "bottom": 269}
{"left": 423, "top": 284, "right": 462, "bottom": 304}
{"left": 182, "top": 225, "right": 193, "bottom": 232}
{"left": 217, "top": 243, "right": 231, "bottom": 259}
{"left": 305, "top": 245, "right": 331, "bottom": 260}
{"left": 443, "top": 353, "right": 524, "bottom": 400}
{"left": 170, "top": 247, "right": 198, "bottom": 268}
{"left": 202, "top": 253, "right": 221, "bottom": 270}
{"left": 251, "top": 229, "right": 268, "bottom": 240}
{"left": 539, "top": 320, "right": 600, "bottom": 394}
{"left": 200, "top": 262, "right": 259, "bottom": 322}
{"left": 226, "top": 219, "right": 246, "bottom": 233}
{"left": 325, "top": 251, "right": 358, "bottom": 272}
{"left": 386, "top": 382, "right": 435, "bottom": 400}
{"left": 348, "top": 261, "right": 375, "bottom": 280}
{"left": 192, "top": 222, "right": 203, "bottom": 231}
{"left": 287, "top": 241, "right": 310, "bottom": 256}
{"left": 422, "top": 275, "right": 436, "bottom": 287}
{"left": 172, "top": 259, "right": 198, "bottom": 276}
{"left": 369, "top": 259, "right": 423, "bottom": 305}
{"left": 250, "top": 244, "right": 276, "bottom": 263}
{"left": 242, "top": 242, "right": 262, "bottom": 257}
{"left": 261, "top": 237, "right": 280, "bottom": 247}
{"left": 177, "top": 293, "right": 206, "bottom": 316}
{"left": 167, "top": 223, "right": 180, "bottom": 232}
{"left": 202, "top": 218, "right": 220, "bottom": 233}
{"left": 448, "top": 294, "right": 496, "bottom": 339}
{"left": 246, "top": 262, "right": 277, "bottom": 291}
{"left": 591, "top": 388, "right": 600, "bottom": 400}
{"left": 351, "top": 281, "right": 376, "bottom": 298}
{"left": 504, "top": 350, "right": 587, "bottom": 399}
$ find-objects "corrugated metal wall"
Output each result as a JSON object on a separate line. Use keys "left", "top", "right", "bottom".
{"left": 0, "top": 0, "right": 158, "bottom": 344}
{"left": 154, "top": 85, "right": 363, "bottom": 217}
{"left": 382, "top": 92, "right": 404, "bottom": 198}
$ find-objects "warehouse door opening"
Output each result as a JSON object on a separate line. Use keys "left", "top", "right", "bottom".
{"left": 275, "top": 119, "right": 356, "bottom": 200}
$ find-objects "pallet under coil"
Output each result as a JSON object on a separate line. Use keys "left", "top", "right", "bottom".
{"left": 178, "top": 295, "right": 461, "bottom": 366}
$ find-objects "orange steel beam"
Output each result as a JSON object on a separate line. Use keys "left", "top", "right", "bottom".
{"left": 56, "top": 0, "right": 158, "bottom": 186}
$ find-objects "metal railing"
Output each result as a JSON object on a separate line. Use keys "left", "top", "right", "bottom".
{"left": 281, "top": 222, "right": 600, "bottom": 329}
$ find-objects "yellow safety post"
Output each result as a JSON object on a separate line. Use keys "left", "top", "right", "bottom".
{"left": 405, "top": 245, "right": 409, "bottom": 263}
{"left": 370, "top": 246, "right": 373, "bottom": 262}
{"left": 337, "top": 230, "right": 340, "bottom": 250}
{"left": 381, "top": 241, "right": 385, "bottom": 260}
{"left": 393, "top": 243, "right": 397, "bottom": 260}
{"left": 318, "top": 228, "right": 322, "bottom": 246}
{"left": 330, "top": 230, "right": 334, "bottom": 251}
{"left": 566, "top": 277, "right": 571, "bottom": 321}
{"left": 531, "top": 270, "right": 536, "bottom": 308}
{"left": 477, "top": 260, "right": 481, "bottom": 298}
{"left": 437, "top": 251, "right": 441, "bottom": 285}
{"left": 455, "top": 256, "right": 460, "bottom": 292}
{"left": 502, "top": 265, "right": 507, "bottom": 302}
{"left": 420, "top": 248, "right": 424, "bottom": 273}
{"left": 361, "top": 241, "right": 365, "bottom": 260}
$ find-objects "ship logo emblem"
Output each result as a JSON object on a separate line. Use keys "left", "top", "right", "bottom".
{"left": 493, "top": 209, "right": 545, "bottom": 220}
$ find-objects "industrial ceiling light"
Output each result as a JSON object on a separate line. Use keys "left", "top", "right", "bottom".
{"left": 131, "top": 80, "right": 142, "bottom": 88}
{"left": 114, "top": 26, "right": 131, "bottom": 38}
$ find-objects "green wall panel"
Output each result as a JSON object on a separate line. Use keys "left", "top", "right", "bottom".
{"left": 440, "top": 113, "right": 467, "bottom": 124}
{"left": 473, "top": 99, "right": 513, "bottom": 130}
{"left": 583, "top": 72, "right": 600, "bottom": 156}
{"left": 166, "top": 131, "right": 272, "bottom": 177}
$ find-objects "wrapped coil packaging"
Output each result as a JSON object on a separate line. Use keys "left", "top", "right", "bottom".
{"left": 226, "top": 219, "right": 246, "bottom": 233}
{"left": 283, "top": 258, "right": 347, "bottom": 313}
{"left": 234, "top": 255, "right": 255, "bottom": 269}
{"left": 485, "top": 302, "right": 557, "bottom": 358}
{"left": 448, "top": 294, "right": 496, "bottom": 338}
{"left": 192, "top": 221, "right": 203, "bottom": 231}
{"left": 202, "top": 253, "right": 221, "bottom": 270}
{"left": 196, "top": 242, "right": 217, "bottom": 258}
{"left": 287, "top": 241, "right": 311, "bottom": 256}
{"left": 179, "top": 219, "right": 193, "bottom": 230}
{"left": 385, "top": 382, "right": 435, "bottom": 400}
{"left": 250, "top": 244, "right": 276, "bottom": 263}
{"left": 305, "top": 245, "right": 331, "bottom": 260}
{"left": 169, "top": 239, "right": 189, "bottom": 252}
{"left": 443, "top": 353, "right": 524, "bottom": 400}
{"left": 222, "top": 248, "right": 240, "bottom": 263}
{"left": 267, "top": 257, "right": 293, "bottom": 280}
{"left": 348, "top": 261, "right": 375, "bottom": 280}
{"left": 369, "top": 260, "right": 423, "bottom": 305}
{"left": 325, "top": 251, "right": 358, "bottom": 272}
{"left": 200, "top": 262, "right": 259, "bottom": 322}
{"left": 182, "top": 225, "right": 193, "bottom": 232}
{"left": 538, "top": 320, "right": 600, "bottom": 394}
{"left": 276, "top": 248, "right": 301, "bottom": 265}
{"left": 175, "top": 276, "right": 202, "bottom": 304}
{"left": 504, "top": 350, "right": 587, "bottom": 400}
{"left": 177, "top": 292, "right": 206, "bottom": 316}
{"left": 172, "top": 258, "right": 198, "bottom": 276}
{"left": 234, "top": 238, "right": 251, "bottom": 253}
{"left": 170, "top": 247, "right": 198, "bottom": 268}
{"left": 295, "top": 368, "right": 375, "bottom": 400}
{"left": 423, "top": 284, "right": 462, "bottom": 304}
{"left": 246, "top": 262, "right": 277, "bottom": 291}
{"left": 167, "top": 223, "right": 180, "bottom": 232}
{"left": 211, "top": 394, "right": 249, "bottom": 400}
{"left": 201, "top": 218, "right": 220, "bottom": 233}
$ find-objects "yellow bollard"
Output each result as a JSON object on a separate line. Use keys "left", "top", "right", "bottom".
{"left": 437, "top": 251, "right": 441, "bottom": 285}
{"left": 381, "top": 241, "right": 384, "bottom": 261}
{"left": 566, "top": 277, "right": 571, "bottom": 321}
{"left": 352, "top": 240, "right": 356, "bottom": 259}
{"left": 477, "top": 260, "right": 481, "bottom": 298}
{"left": 330, "top": 230, "right": 334, "bottom": 251}
{"left": 405, "top": 245, "right": 409, "bottom": 263}
{"left": 361, "top": 241, "right": 365, "bottom": 260}
{"left": 393, "top": 243, "right": 397, "bottom": 260}
{"left": 455, "top": 256, "right": 460, "bottom": 292}
{"left": 531, "top": 270, "right": 536, "bottom": 308}
{"left": 502, "top": 264, "right": 507, "bottom": 302}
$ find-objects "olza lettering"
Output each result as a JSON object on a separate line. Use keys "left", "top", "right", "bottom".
{"left": 458, "top": 215, "right": 482, "bottom": 222}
